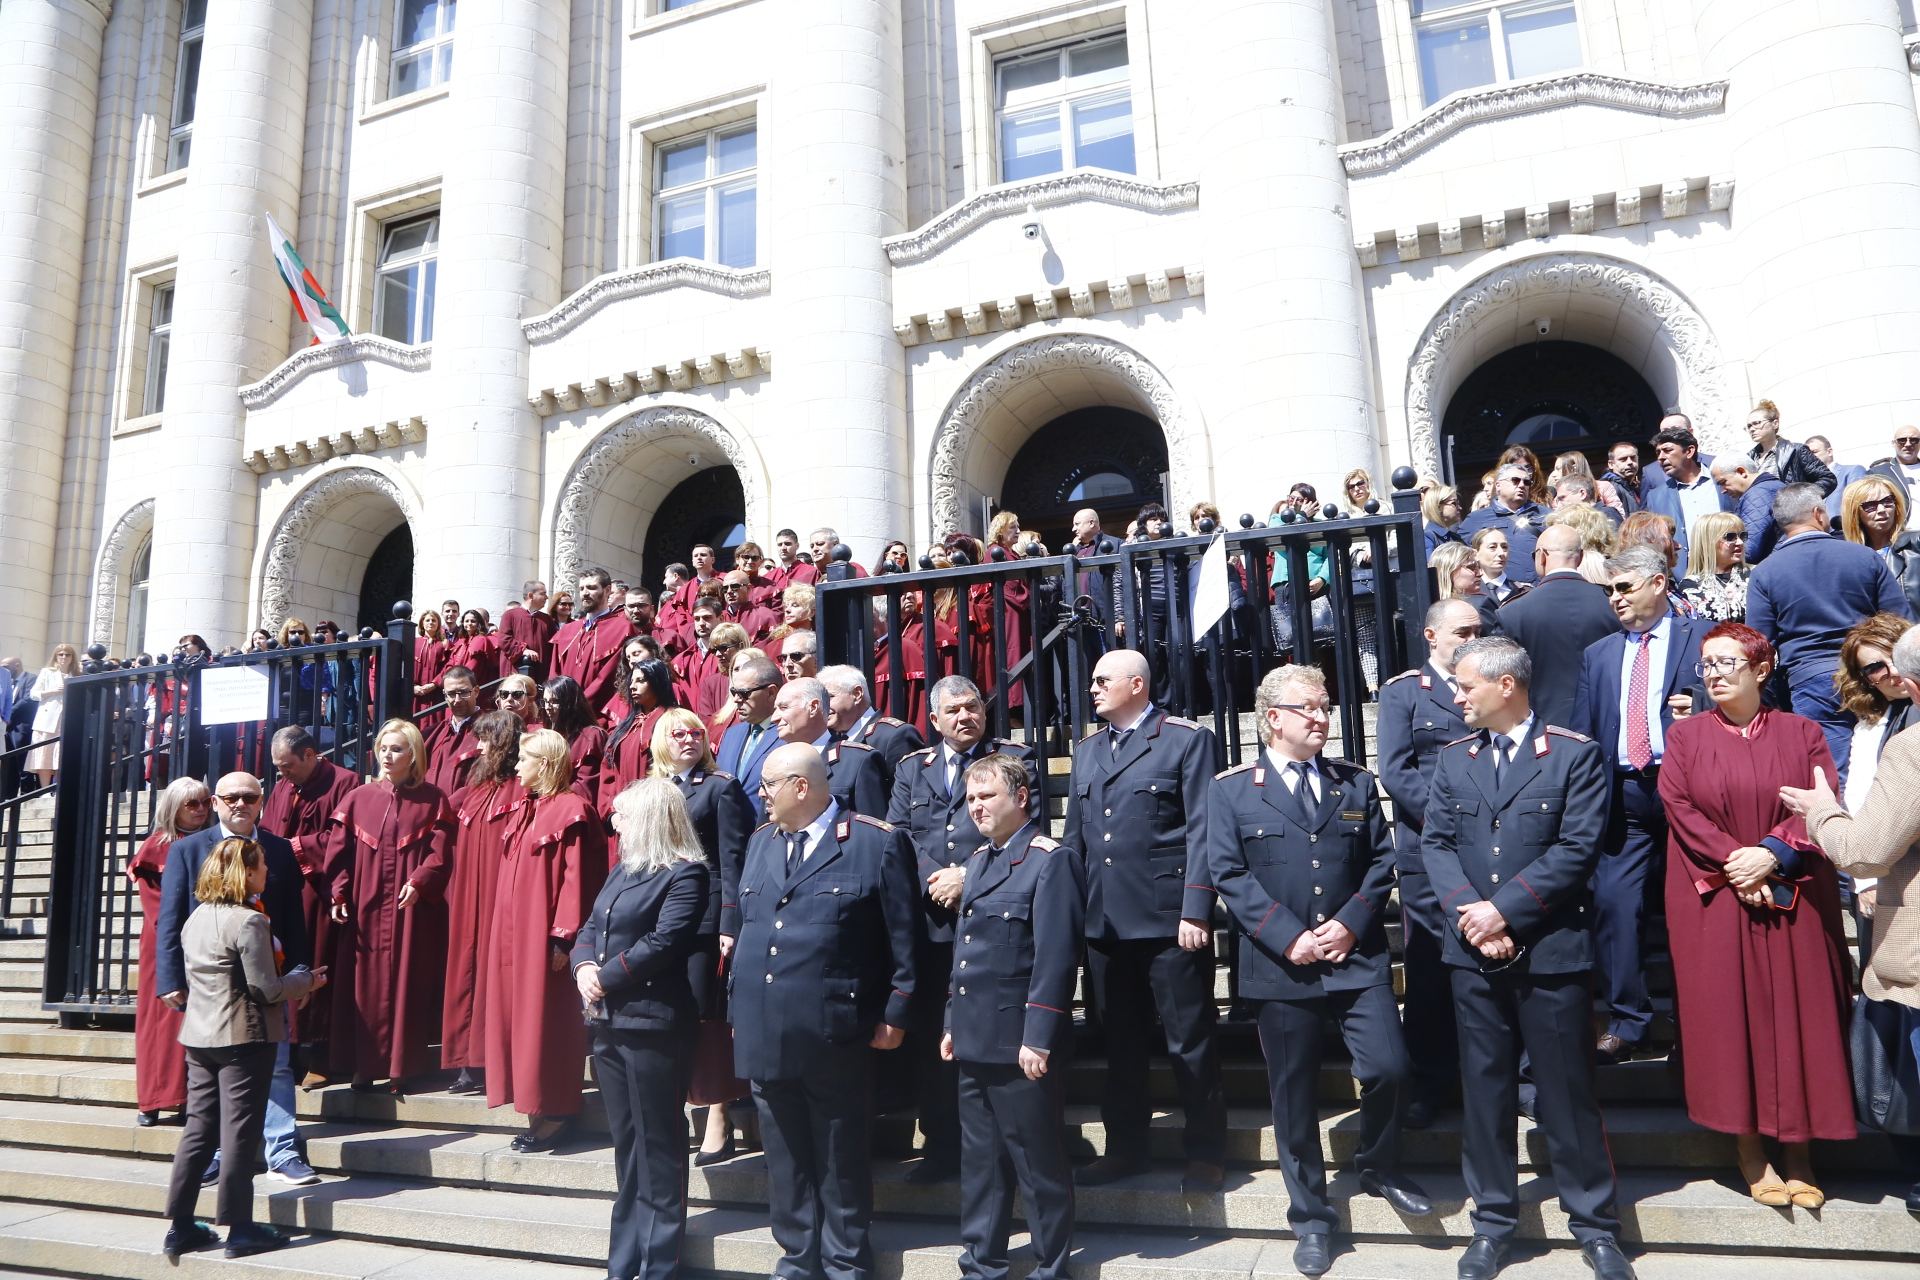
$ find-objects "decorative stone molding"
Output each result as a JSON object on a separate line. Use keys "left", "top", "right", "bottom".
{"left": 238, "top": 336, "right": 432, "bottom": 410}
{"left": 260, "top": 468, "right": 416, "bottom": 629}
{"left": 896, "top": 267, "right": 1199, "bottom": 346}
{"left": 1404, "top": 253, "right": 1733, "bottom": 479}
{"left": 1359, "top": 177, "right": 1731, "bottom": 265}
{"left": 246, "top": 416, "right": 427, "bottom": 473}
{"left": 529, "top": 349, "right": 768, "bottom": 417}
{"left": 551, "top": 406, "right": 763, "bottom": 587}
{"left": 883, "top": 173, "right": 1200, "bottom": 267}
{"left": 90, "top": 499, "right": 155, "bottom": 645}
{"left": 1340, "top": 73, "right": 1728, "bottom": 177}
{"left": 929, "top": 334, "right": 1200, "bottom": 537}
{"left": 522, "top": 262, "right": 772, "bottom": 345}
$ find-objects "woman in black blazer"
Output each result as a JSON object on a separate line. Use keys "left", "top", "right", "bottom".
{"left": 573, "top": 778, "right": 711, "bottom": 1280}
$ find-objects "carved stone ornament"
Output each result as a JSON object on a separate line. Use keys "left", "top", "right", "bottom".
{"left": 523, "top": 262, "right": 772, "bottom": 345}
{"left": 929, "top": 334, "right": 1198, "bottom": 537}
{"left": 884, "top": 173, "right": 1200, "bottom": 267}
{"left": 1340, "top": 73, "right": 1728, "bottom": 177}
{"left": 260, "top": 468, "right": 416, "bottom": 630}
{"left": 1403, "top": 253, "right": 1733, "bottom": 479}
{"left": 551, "top": 405, "right": 762, "bottom": 588}
{"left": 90, "top": 498, "right": 155, "bottom": 644}
{"left": 238, "top": 336, "right": 433, "bottom": 410}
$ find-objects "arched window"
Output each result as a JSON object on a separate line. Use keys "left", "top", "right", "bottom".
{"left": 128, "top": 539, "right": 153, "bottom": 658}
{"left": 1069, "top": 471, "right": 1134, "bottom": 502}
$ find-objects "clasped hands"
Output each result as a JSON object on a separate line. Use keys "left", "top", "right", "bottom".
{"left": 1285, "top": 919, "right": 1358, "bottom": 965}
{"left": 1455, "top": 900, "right": 1514, "bottom": 959}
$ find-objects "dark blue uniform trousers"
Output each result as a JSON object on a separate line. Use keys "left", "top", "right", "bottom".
{"left": 752, "top": 1041, "right": 878, "bottom": 1280}
{"left": 957, "top": 1058, "right": 1075, "bottom": 1280}
{"left": 592, "top": 1027, "right": 694, "bottom": 1280}
{"left": 1085, "top": 936, "right": 1227, "bottom": 1164}
{"left": 1594, "top": 771, "right": 1664, "bottom": 1045}
{"left": 908, "top": 940, "right": 960, "bottom": 1159}
{"left": 1395, "top": 864, "right": 1460, "bottom": 1097}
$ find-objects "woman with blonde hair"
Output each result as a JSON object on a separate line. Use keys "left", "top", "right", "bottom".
{"left": 277, "top": 618, "right": 312, "bottom": 648}
{"left": 130, "top": 776, "right": 212, "bottom": 1125}
{"left": 1543, "top": 504, "right": 1616, "bottom": 584}
{"left": 1421, "top": 484, "right": 1466, "bottom": 556}
{"left": 26, "top": 642, "right": 78, "bottom": 788}
{"left": 484, "top": 728, "right": 608, "bottom": 1151}
{"left": 1840, "top": 475, "right": 1920, "bottom": 615}
{"left": 767, "top": 583, "right": 816, "bottom": 643}
{"left": 574, "top": 777, "right": 710, "bottom": 1280}
{"left": 1431, "top": 541, "right": 1500, "bottom": 635}
{"left": 1746, "top": 398, "right": 1837, "bottom": 492}
{"left": 1678, "top": 510, "right": 1751, "bottom": 622}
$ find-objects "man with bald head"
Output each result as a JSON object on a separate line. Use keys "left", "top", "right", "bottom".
{"left": 1489, "top": 521, "right": 1622, "bottom": 730}
{"left": 726, "top": 742, "right": 917, "bottom": 1280}
{"left": 772, "top": 676, "right": 889, "bottom": 817}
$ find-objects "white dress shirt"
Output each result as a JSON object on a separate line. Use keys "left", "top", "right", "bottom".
{"left": 1265, "top": 748, "right": 1321, "bottom": 804}
{"left": 1614, "top": 617, "right": 1672, "bottom": 768}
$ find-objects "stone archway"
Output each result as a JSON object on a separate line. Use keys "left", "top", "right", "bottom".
{"left": 90, "top": 497, "right": 155, "bottom": 648}
{"left": 550, "top": 405, "right": 767, "bottom": 590}
{"left": 929, "top": 334, "right": 1205, "bottom": 539}
{"left": 260, "top": 467, "right": 419, "bottom": 630}
{"left": 1404, "top": 252, "right": 1737, "bottom": 479}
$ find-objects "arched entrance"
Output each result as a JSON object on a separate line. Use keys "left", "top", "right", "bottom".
{"left": 259, "top": 466, "right": 419, "bottom": 632}
{"left": 999, "top": 407, "right": 1169, "bottom": 549}
{"left": 90, "top": 497, "right": 156, "bottom": 652}
{"left": 641, "top": 467, "right": 747, "bottom": 594}
{"left": 356, "top": 524, "right": 414, "bottom": 633}
{"left": 1441, "top": 341, "right": 1663, "bottom": 485}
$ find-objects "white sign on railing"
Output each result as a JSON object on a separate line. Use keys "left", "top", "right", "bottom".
{"left": 199, "top": 665, "right": 271, "bottom": 725}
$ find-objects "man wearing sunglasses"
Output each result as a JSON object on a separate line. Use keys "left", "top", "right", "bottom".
{"left": 716, "top": 655, "right": 785, "bottom": 815}
{"left": 1867, "top": 426, "right": 1920, "bottom": 530}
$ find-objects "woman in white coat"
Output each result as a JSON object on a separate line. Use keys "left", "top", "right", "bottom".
{"left": 26, "top": 644, "right": 78, "bottom": 790}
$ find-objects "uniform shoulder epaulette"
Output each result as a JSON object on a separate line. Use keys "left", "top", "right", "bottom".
{"left": 1079, "top": 727, "right": 1105, "bottom": 744}
{"left": 753, "top": 819, "right": 778, "bottom": 834}
{"left": 837, "top": 739, "right": 875, "bottom": 752}
{"left": 1029, "top": 834, "right": 1060, "bottom": 851}
{"left": 1545, "top": 725, "right": 1592, "bottom": 743}
{"left": 1163, "top": 715, "right": 1202, "bottom": 730}
{"left": 1321, "top": 756, "right": 1364, "bottom": 776}
{"left": 876, "top": 716, "right": 908, "bottom": 727}
{"left": 851, "top": 813, "right": 895, "bottom": 831}
{"left": 708, "top": 769, "right": 737, "bottom": 783}
{"left": 1215, "top": 761, "right": 1258, "bottom": 780}
{"left": 1443, "top": 733, "right": 1479, "bottom": 748}
{"left": 1381, "top": 669, "right": 1420, "bottom": 687}
{"left": 903, "top": 746, "right": 936, "bottom": 762}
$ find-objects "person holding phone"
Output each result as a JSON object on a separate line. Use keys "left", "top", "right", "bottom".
{"left": 1656, "top": 622, "right": 1855, "bottom": 1211}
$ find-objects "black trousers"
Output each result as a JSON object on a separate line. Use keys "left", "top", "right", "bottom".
{"left": 1451, "top": 966, "right": 1619, "bottom": 1244}
{"left": 1085, "top": 936, "right": 1226, "bottom": 1164}
{"left": 1395, "top": 862, "right": 1460, "bottom": 1096}
{"left": 753, "top": 1041, "right": 877, "bottom": 1280}
{"left": 1256, "top": 986, "right": 1409, "bottom": 1231}
{"left": 165, "top": 1041, "right": 274, "bottom": 1227}
{"left": 957, "top": 1058, "right": 1075, "bottom": 1280}
{"left": 907, "top": 940, "right": 959, "bottom": 1158}
{"left": 1594, "top": 772, "right": 1664, "bottom": 1044}
{"left": 593, "top": 1027, "right": 694, "bottom": 1280}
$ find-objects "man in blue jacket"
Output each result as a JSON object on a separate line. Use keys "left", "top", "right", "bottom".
{"left": 1709, "top": 456, "right": 1785, "bottom": 563}
{"left": 1642, "top": 419, "right": 1732, "bottom": 563}
{"left": 1458, "top": 465, "right": 1547, "bottom": 584}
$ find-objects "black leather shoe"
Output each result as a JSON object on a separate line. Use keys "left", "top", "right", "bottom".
{"left": 1458, "top": 1234, "right": 1509, "bottom": 1280}
{"left": 1292, "top": 1231, "right": 1332, "bottom": 1276}
{"left": 223, "top": 1224, "right": 288, "bottom": 1259}
{"left": 1517, "top": 1091, "right": 1537, "bottom": 1121}
{"left": 446, "top": 1069, "right": 484, "bottom": 1095}
{"left": 137, "top": 1109, "right": 159, "bottom": 1127}
{"left": 1906, "top": 1180, "right": 1920, "bottom": 1213}
{"left": 161, "top": 1221, "right": 219, "bottom": 1260}
{"left": 1581, "top": 1237, "right": 1637, "bottom": 1280}
{"left": 1359, "top": 1168, "right": 1434, "bottom": 1216}
{"left": 510, "top": 1118, "right": 573, "bottom": 1153}
{"left": 1074, "top": 1155, "right": 1150, "bottom": 1186}
{"left": 199, "top": 1157, "right": 221, "bottom": 1188}
{"left": 1594, "top": 1033, "right": 1634, "bottom": 1067}
{"left": 904, "top": 1153, "right": 959, "bottom": 1184}
{"left": 692, "top": 1134, "right": 736, "bottom": 1168}
{"left": 1404, "top": 1098, "right": 1435, "bottom": 1130}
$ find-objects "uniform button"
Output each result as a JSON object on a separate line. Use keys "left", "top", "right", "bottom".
{"left": 1149, "top": 784, "right": 1158, "bottom": 792}
{"left": 965, "top": 908, "right": 973, "bottom": 916}
{"left": 1316, "top": 913, "right": 1326, "bottom": 923}
{"left": 1491, "top": 874, "right": 1500, "bottom": 883}
{"left": 1104, "top": 857, "right": 1112, "bottom": 866}
{"left": 764, "top": 974, "right": 773, "bottom": 983}
{"left": 947, "top": 824, "right": 955, "bottom": 832}
{"left": 1002, "top": 910, "right": 1011, "bottom": 918}
{"left": 1256, "top": 828, "right": 1264, "bottom": 836}
{"left": 775, "top": 920, "right": 784, "bottom": 929}
{"left": 959, "top": 960, "right": 967, "bottom": 969}
{"left": 781, "top": 896, "right": 789, "bottom": 905}
{"left": 948, "top": 841, "right": 956, "bottom": 850}
{"left": 959, "top": 986, "right": 967, "bottom": 995}
{"left": 1493, "top": 847, "right": 1500, "bottom": 855}
{"left": 1311, "top": 860, "right": 1320, "bottom": 869}
{"left": 769, "top": 945, "right": 778, "bottom": 955}
{"left": 1540, "top": 802, "right": 1549, "bottom": 810}
{"left": 1492, "top": 819, "right": 1500, "bottom": 829}
{"left": 964, "top": 935, "right": 971, "bottom": 943}
{"left": 1313, "top": 886, "right": 1323, "bottom": 895}
{"left": 1309, "top": 834, "right": 1318, "bottom": 843}
{"left": 1103, "top": 832, "right": 1112, "bottom": 842}
{"left": 1104, "top": 808, "right": 1112, "bottom": 817}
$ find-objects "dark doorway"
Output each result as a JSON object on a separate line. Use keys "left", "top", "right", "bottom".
{"left": 1441, "top": 340, "right": 1663, "bottom": 488}
{"left": 998, "top": 406, "right": 1169, "bottom": 551}
{"left": 357, "top": 522, "right": 414, "bottom": 633}
{"left": 642, "top": 466, "right": 746, "bottom": 598}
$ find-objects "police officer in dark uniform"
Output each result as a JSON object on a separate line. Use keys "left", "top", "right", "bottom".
{"left": 726, "top": 744, "right": 919, "bottom": 1280}
{"left": 886, "top": 675, "right": 1036, "bottom": 1181}
{"left": 1374, "top": 597, "right": 1480, "bottom": 1127}
{"left": 772, "top": 675, "right": 890, "bottom": 818}
{"left": 820, "top": 664, "right": 926, "bottom": 795}
{"left": 941, "top": 753, "right": 1083, "bottom": 1280}
{"left": 1209, "top": 665, "right": 1431, "bottom": 1276}
{"left": 1421, "top": 638, "right": 1636, "bottom": 1280}
{"left": 1065, "top": 648, "right": 1227, "bottom": 1192}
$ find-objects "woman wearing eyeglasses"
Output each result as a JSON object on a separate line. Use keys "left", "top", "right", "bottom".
{"left": 1678, "top": 511, "right": 1751, "bottom": 622}
{"left": 1833, "top": 614, "right": 1915, "bottom": 966}
{"left": 130, "top": 777, "right": 213, "bottom": 1125}
{"left": 1656, "top": 622, "right": 1854, "bottom": 1210}
{"left": 1841, "top": 476, "right": 1920, "bottom": 616}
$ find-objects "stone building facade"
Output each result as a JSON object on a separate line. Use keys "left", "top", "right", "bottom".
{"left": 4, "top": 0, "right": 1920, "bottom": 659}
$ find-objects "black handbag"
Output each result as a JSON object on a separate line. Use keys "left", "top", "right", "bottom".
{"left": 1850, "top": 993, "right": 1920, "bottom": 1135}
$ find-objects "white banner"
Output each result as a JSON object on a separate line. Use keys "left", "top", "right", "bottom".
{"left": 199, "top": 665, "right": 271, "bottom": 725}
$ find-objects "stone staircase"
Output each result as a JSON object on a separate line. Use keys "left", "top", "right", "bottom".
{"left": 0, "top": 782, "right": 1916, "bottom": 1278}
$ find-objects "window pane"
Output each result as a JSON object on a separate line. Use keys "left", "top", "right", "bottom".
{"left": 1410, "top": 0, "right": 1477, "bottom": 12}
{"left": 1072, "top": 96, "right": 1134, "bottom": 173}
{"left": 398, "top": 0, "right": 446, "bottom": 47}
{"left": 717, "top": 182, "right": 755, "bottom": 267}
{"left": 1504, "top": 5, "right": 1581, "bottom": 79}
{"left": 392, "top": 48, "right": 429, "bottom": 96}
{"left": 659, "top": 138, "right": 708, "bottom": 191}
{"left": 145, "top": 332, "right": 170, "bottom": 415}
{"left": 167, "top": 133, "right": 192, "bottom": 172}
{"left": 998, "top": 53, "right": 1060, "bottom": 106}
{"left": 1418, "top": 18, "right": 1495, "bottom": 105}
{"left": 419, "top": 259, "right": 436, "bottom": 343}
{"left": 184, "top": 0, "right": 208, "bottom": 28}
{"left": 658, "top": 192, "right": 706, "bottom": 260}
{"left": 436, "top": 41, "right": 453, "bottom": 84}
{"left": 1001, "top": 107, "right": 1063, "bottom": 182}
{"left": 377, "top": 268, "right": 419, "bottom": 343}
{"left": 1069, "top": 36, "right": 1128, "bottom": 79}
{"left": 716, "top": 127, "right": 756, "bottom": 175}
{"left": 175, "top": 37, "right": 203, "bottom": 126}
{"left": 383, "top": 218, "right": 435, "bottom": 263}
{"left": 662, "top": 0, "right": 702, "bottom": 8}
{"left": 153, "top": 284, "right": 174, "bottom": 328}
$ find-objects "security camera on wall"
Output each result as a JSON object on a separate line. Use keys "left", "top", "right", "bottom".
{"left": 1019, "top": 203, "right": 1044, "bottom": 242}
{"left": 1534, "top": 318, "right": 1552, "bottom": 336}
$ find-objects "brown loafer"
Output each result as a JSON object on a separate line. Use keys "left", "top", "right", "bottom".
{"left": 1594, "top": 1033, "right": 1633, "bottom": 1067}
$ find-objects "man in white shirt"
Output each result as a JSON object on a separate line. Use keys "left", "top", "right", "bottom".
{"left": 1869, "top": 428, "right": 1920, "bottom": 530}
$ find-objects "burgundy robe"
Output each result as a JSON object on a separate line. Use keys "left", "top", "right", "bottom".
{"left": 552, "top": 611, "right": 634, "bottom": 716}
{"left": 567, "top": 725, "right": 608, "bottom": 812}
{"left": 324, "top": 780, "right": 457, "bottom": 1080}
{"left": 873, "top": 614, "right": 958, "bottom": 731}
{"left": 425, "top": 716, "right": 482, "bottom": 798}
{"left": 261, "top": 757, "right": 362, "bottom": 1043}
{"left": 966, "top": 572, "right": 1031, "bottom": 708}
{"left": 1658, "top": 708, "right": 1856, "bottom": 1143}
{"left": 441, "top": 777, "right": 526, "bottom": 1070}
{"left": 131, "top": 831, "right": 187, "bottom": 1112}
{"left": 599, "top": 707, "right": 667, "bottom": 819}
{"left": 498, "top": 604, "right": 556, "bottom": 682}
{"left": 719, "top": 604, "right": 779, "bottom": 649}
{"left": 449, "top": 632, "right": 501, "bottom": 689}
{"left": 484, "top": 790, "right": 608, "bottom": 1115}
{"left": 413, "top": 637, "right": 450, "bottom": 713}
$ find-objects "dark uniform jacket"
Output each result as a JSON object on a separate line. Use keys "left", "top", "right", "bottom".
{"left": 1062, "top": 707, "right": 1220, "bottom": 940}
{"left": 823, "top": 739, "right": 889, "bottom": 819}
{"left": 1421, "top": 724, "right": 1610, "bottom": 973}
{"left": 668, "top": 768, "right": 756, "bottom": 936}
{"left": 1375, "top": 666, "right": 1469, "bottom": 872}
{"left": 157, "top": 826, "right": 311, "bottom": 999}
{"left": 945, "top": 824, "right": 1086, "bottom": 1061}
{"left": 1208, "top": 756, "right": 1397, "bottom": 998}
{"left": 846, "top": 713, "right": 926, "bottom": 793}
{"left": 887, "top": 737, "right": 1038, "bottom": 943}
{"left": 727, "top": 809, "right": 919, "bottom": 1079}
{"left": 1494, "top": 572, "right": 1623, "bottom": 730}
{"left": 571, "top": 858, "right": 709, "bottom": 1031}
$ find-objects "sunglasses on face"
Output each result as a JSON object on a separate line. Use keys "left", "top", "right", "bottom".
{"left": 1897, "top": 436, "right": 1920, "bottom": 447}
{"left": 1861, "top": 497, "right": 1900, "bottom": 512}
{"left": 1598, "top": 579, "right": 1653, "bottom": 597}
{"left": 1720, "top": 531, "right": 1746, "bottom": 543}
{"left": 217, "top": 792, "right": 262, "bottom": 805}
{"left": 1861, "top": 659, "right": 1892, "bottom": 680}
{"left": 730, "top": 682, "right": 776, "bottom": 699}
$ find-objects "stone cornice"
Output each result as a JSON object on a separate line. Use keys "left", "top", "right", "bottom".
{"left": 1340, "top": 73, "right": 1728, "bottom": 177}
{"left": 523, "top": 262, "right": 772, "bottom": 345}
{"left": 884, "top": 173, "right": 1199, "bottom": 267}
{"left": 238, "top": 335, "right": 431, "bottom": 410}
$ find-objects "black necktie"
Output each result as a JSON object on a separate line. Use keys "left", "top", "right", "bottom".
{"left": 1288, "top": 761, "right": 1314, "bottom": 823}
{"left": 785, "top": 831, "right": 808, "bottom": 877}
{"left": 1491, "top": 735, "right": 1509, "bottom": 785}
{"left": 1109, "top": 728, "right": 1130, "bottom": 759}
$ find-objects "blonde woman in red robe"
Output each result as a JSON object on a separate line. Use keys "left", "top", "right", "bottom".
{"left": 129, "top": 776, "right": 211, "bottom": 1124}
{"left": 441, "top": 711, "right": 527, "bottom": 1096}
{"left": 484, "top": 729, "right": 609, "bottom": 1151}
{"left": 324, "top": 719, "right": 456, "bottom": 1093}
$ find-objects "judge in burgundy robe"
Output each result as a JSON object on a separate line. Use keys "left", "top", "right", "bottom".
{"left": 500, "top": 595, "right": 557, "bottom": 683}
{"left": 413, "top": 613, "right": 451, "bottom": 714}
{"left": 129, "top": 779, "right": 211, "bottom": 1118}
{"left": 424, "top": 670, "right": 483, "bottom": 797}
{"left": 260, "top": 738, "right": 362, "bottom": 1054}
{"left": 602, "top": 661, "right": 679, "bottom": 818}
{"left": 450, "top": 610, "right": 502, "bottom": 689}
{"left": 442, "top": 711, "right": 528, "bottom": 1083}
{"left": 552, "top": 608, "right": 633, "bottom": 718}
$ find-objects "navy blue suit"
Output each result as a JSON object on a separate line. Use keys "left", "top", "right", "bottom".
{"left": 821, "top": 739, "right": 888, "bottom": 819}
{"left": 157, "top": 827, "right": 311, "bottom": 1000}
{"left": 844, "top": 714, "right": 924, "bottom": 795}
{"left": 1642, "top": 457, "right": 1732, "bottom": 563}
{"left": 1825, "top": 462, "right": 1868, "bottom": 519}
{"left": 715, "top": 720, "right": 781, "bottom": 820}
{"left": 1493, "top": 571, "right": 1622, "bottom": 731}
{"left": 669, "top": 768, "right": 755, "bottom": 1022}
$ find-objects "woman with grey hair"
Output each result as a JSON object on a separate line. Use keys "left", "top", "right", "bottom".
{"left": 573, "top": 778, "right": 711, "bottom": 1280}
{"left": 130, "top": 776, "right": 213, "bottom": 1125}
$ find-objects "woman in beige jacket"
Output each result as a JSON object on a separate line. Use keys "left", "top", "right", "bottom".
{"left": 161, "top": 839, "right": 324, "bottom": 1261}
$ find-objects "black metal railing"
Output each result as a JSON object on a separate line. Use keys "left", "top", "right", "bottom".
{"left": 1, "top": 736, "right": 59, "bottom": 926}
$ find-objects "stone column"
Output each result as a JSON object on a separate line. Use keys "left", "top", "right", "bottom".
{"left": 0, "top": 0, "right": 110, "bottom": 659}
{"left": 148, "top": 0, "right": 314, "bottom": 646}
{"left": 1694, "top": 0, "right": 1920, "bottom": 455}
{"left": 1195, "top": 0, "right": 1379, "bottom": 515}
{"left": 419, "top": 0, "right": 569, "bottom": 612}
{"left": 765, "top": 0, "right": 909, "bottom": 557}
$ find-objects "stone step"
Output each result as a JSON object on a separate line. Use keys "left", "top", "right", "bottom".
{"left": 0, "top": 964, "right": 44, "bottom": 993}
{"left": 0, "top": 998, "right": 51, "bottom": 1025}
{"left": 0, "top": 940, "right": 48, "bottom": 962}
{"left": 0, "top": 1022, "right": 134, "bottom": 1062}
{"left": 1070, "top": 1055, "right": 1684, "bottom": 1107}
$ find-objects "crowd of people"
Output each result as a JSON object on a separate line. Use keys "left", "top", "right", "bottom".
{"left": 127, "top": 409, "right": 1920, "bottom": 1280}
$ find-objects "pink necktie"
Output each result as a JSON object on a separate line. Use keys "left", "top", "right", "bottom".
{"left": 1627, "top": 632, "right": 1654, "bottom": 771}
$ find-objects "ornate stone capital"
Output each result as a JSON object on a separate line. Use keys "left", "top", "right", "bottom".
{"left": 884, "top": 174, "right": 1199, "bottom": 267}
{"left": 90, "top": 498, "right": 154, "bottom": 644}
{"left": 260, "top": 468, "right": 414, "bottom": 629}
{"left": 238, "top": 336, "right": 432, "bottom": 410}
{"left": 523, "top": 262, "right": 772, "bottom": 345}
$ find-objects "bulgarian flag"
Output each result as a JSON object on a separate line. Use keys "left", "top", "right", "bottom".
{"left": 265, "top": 211, "right": 349, "bottom": 345}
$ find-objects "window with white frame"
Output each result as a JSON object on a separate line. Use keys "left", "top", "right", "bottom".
{"left": 1413, "top": 0, "right": 1582, "bottom": 107}
{"left": 143, "top": 284, "right": 174, "bottom": 416}
{"left": 373, "top": 213, "right": 439, "bottom": 345}
{"left": 166, "top": 0, "right": 207, "bottom": 172}
{"left": 995, "top": 33, "right": 1134, "bottom": 184}
{"left": 659, "top": 0, "right": 703, "bottom": 10}
{"left": 654, "top": 125, "right": 756, "bottom": 268}
{"left": 128, "top": 539, "right": 152, "bottom": 660}
{"left": 391, "top": 0, "right": 456, "bottom": 98}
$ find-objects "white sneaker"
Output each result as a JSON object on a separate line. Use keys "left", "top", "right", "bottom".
{"left": 267, "top": 1157, "right": 321, "bottom": 1185}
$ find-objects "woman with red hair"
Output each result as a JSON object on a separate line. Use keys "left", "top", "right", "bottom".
{"left": 1656, "top": 622, "right": 1854, "bottom": 1210}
